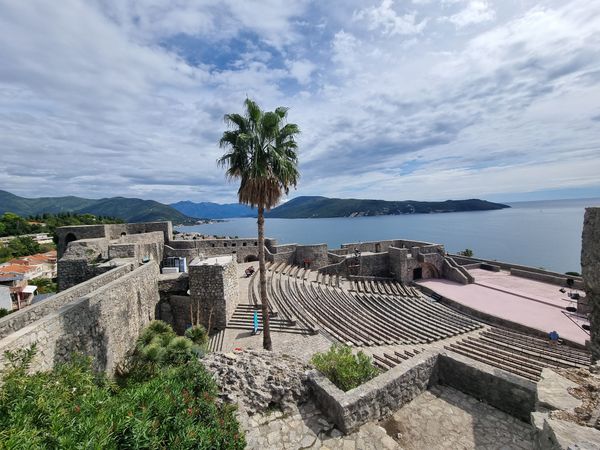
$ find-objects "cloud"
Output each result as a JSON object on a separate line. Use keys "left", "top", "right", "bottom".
{"left": 353, "top": 0, "right": 428, "bottom": 36}
{"left": 0, "top": 0, "right": 599, "bottom": 204}
{"left": 444, "top": 1, "right": 496, "bottom": 28}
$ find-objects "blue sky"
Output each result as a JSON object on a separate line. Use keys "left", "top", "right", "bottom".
{"left": 0, "top": 0, "right": 599, "bottom": 204}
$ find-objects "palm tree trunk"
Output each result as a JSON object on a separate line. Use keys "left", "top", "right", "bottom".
{"left": 257, "top": 206, "right": 272, "bottom": 350}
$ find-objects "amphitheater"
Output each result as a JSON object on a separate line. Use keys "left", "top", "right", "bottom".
{"left": 1, "top": 208, "right": 599, "bottom": 449}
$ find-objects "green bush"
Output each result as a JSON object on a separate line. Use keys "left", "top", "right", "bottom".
{"left": 126, "top": 321, "right": 204, "bottom": 382}
{"left": 0, "top": 344, "right": 244, "bottom": 449}
{"left": 0, "top": 308, "right": 10, "bottom": 318}
{"left": 310, "top": 344, "right": 379, "bottom": 392}
{"left": 185, "top": 324, "right": 209, "bottom": 347}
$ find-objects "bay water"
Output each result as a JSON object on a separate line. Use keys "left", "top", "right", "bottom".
{"left": 176, "top": 198, "right": 600, "bottom": 273}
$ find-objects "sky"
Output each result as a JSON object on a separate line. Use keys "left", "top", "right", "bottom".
{"left": 0, "top": 0, "right": 599, "bottom": 204}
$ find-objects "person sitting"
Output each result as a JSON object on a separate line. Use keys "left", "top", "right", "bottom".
{"left": 548, "top": 330, "right": 560, "bottom": 346}
{"left": 245, "top": 266, "right": 255, "bottom": 277}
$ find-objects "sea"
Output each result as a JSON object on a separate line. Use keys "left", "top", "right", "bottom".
{"left": 176, "top": 198, "right": 600, "bottom": 274}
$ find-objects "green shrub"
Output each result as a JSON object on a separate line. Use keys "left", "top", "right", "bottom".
{"left": 565, "top": 271, "right": 581, "bottom": 277}
{"left": 185, "top": 324, "right": 209, "bottom": 347}
{"left": 0, "top": 345, "right": 244, "bottom": 449}
{"left": 310, "top": 344, "right": 379, "bottom": 392}
{"left": 127, "top": 321, "right": 204, "bottom": 382}
{"left": 0, "top": 308, "right": 10, "bottom": 318}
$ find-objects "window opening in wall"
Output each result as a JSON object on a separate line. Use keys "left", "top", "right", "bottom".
{"left": 224, "top": 243, "right": 228, "bottom": 247}
{"left": 243, "top": 242, "right": 247, "bottom": 246}
{"left": 211, "top": 244, "right": 215, "bottom": 247}
{"left": 254, "top": 242, "right": 258, "bottom": 246}
{"left": 232, "top": 243, "right": 236, "bottom": 247}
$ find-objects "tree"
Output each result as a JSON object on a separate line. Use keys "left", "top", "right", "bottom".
{"left": 218, "top": 99, "right": 300, "bottom": 350}
{"left": 459, "top": 248, "right": 474, "bottom": 257}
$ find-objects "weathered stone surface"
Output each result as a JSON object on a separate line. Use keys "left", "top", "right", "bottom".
{"left": 438, "top": 350, "right": 537, "bottom": 422}
{"left": 582, "top": 207, "right": 600, "bottom": 362}
{"left": 203, "top": 349, "right": 310, "bottom": 415}
{"left": 0, "top": 263, "right": 133, "bottom": 340}
{"left": 0, "top": 262, "right": 160, "bottom": 374}
{"left": 537, "top": 369, "right": 582, "bottom": 412}
{"left": 538, "top": 418, "right": 600, "bottom": 450}
{"left": 188, "top": 255, "right": 239, "bottom": 332}
{"left": 309, "top": 350, "right": 439, "bottom": 433}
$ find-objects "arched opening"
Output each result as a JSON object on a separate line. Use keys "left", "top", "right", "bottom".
{"left": 244, "top": 255, "right": 259, "bottom": 262}
{"left": 120, "top": 232, "right": 127, "bottom": 237}
{"left": 65, "top": 233, "right": 77, "bottom": 246}
{"left": 420, "top": 263, "right": 440, "bottom": 279}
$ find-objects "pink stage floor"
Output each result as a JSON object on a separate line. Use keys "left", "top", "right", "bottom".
{"left": 417, "top": 270, "right": 590, "bottom": 346}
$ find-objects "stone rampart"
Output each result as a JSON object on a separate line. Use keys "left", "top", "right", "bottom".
{"left": 582, "top": 207, "right": 600, "bottom": 361}
{"left": 0, "top": 264, "right": 134, "bottom": 340}
{"left": 0, "top": 262, "right": 160, "bottom": 374}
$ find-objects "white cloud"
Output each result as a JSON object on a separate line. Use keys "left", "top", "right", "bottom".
{"left": 0, "top": 0, "right": 599, "bottom": 204}
{"left": 353, "top": 0, "right": 428, "bottom": 36}
{"left": 445, "top": 0, "right": 496, "bottom": 28}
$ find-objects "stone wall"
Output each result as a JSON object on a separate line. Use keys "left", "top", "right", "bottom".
{"left": 449, "top": 254, "right": 584, "bottom": 289}
{"left": 437, "top": 351, "right": 536, "bottom": 422}
{"left": 188, "top": 256, "right": 239, "bottom": 332}
{"left": 510, "top": 268, "right": 583, "bottom": 289}
{"left": 582, "top": 207, "right": 600, "bottom": 362}
{"left": 0, "top": 264, "right": 134, "bottom": 340}
{"left": 0, "top": 262, "right": 160, "bottom": 374}
{"left": 293, "top": 244, "right": 329, "bottom": 269}
{"left": 309, "top": 349, "right": 538, "bottom": 434}
{"left": 308, "top": 350, "right": 439, "bottom": 433}
{"left": 165, "top": 237, "right": 278, "bottom": 264}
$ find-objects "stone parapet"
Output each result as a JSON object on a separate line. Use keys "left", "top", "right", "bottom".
{"left": 309, "top": 349, "right": 538, "bottom": 434}
{"left": 0, "top": 262, "right": 160, "bottom": 374}
{"left": 308, "top": 350, "right": 439, "bottom": 433}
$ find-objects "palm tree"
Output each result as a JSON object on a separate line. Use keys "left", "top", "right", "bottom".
{"left": 218, "top": 99, "right": 300, "bottom": 350}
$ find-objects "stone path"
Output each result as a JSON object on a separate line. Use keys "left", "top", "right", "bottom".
{"left": 242, "top": 401, "right": 399, "bottom": 450}
{"left": 382, "top": 385, "right": 535, "bottom": 450}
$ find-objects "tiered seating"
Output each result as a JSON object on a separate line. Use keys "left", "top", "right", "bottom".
{"left": 351, "top": 278, "right": 420, "bottom": 297}
{"left": 265, "top": 264, "right": 481, "bottom": 346}
{"left": 446, "top": 327, "right": 592, "bottom": 382}
{"left": 373, "top": 348, "right": 425, "bottom": 371}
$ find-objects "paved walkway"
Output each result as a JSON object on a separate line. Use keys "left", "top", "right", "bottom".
{"left": 382, "top": 385, "right": 535, "bottom": 450}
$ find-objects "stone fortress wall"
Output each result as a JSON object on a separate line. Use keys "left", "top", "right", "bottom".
{"left": 582, "top": 207, "right": 600, "bottom": 362}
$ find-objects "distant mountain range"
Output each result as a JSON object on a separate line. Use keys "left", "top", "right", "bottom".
{"left": 0, "top": 189, "right": 510, "bottom": 223}
{"left": 0, "top": 190, "right": 197, "bottom": 224}
{"left": 170, "top": 201, "right": 255, "bottom": 219}
{"left": 266, "top": 196, "right": 510, "bottom": 218}
{"left": 171, "top": 196, "right": 510, "bottom": 219}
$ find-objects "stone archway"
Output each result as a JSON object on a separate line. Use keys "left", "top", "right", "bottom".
{"left": 244, "top": 254, "right": 259, "bottom": 262}
{"left": 65, "top": 232, "right": 77, "bottom": 246}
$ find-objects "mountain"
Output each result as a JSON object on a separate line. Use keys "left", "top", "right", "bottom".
{"left": 267, "top": 196, "right": 510, "bottom": 218}
{"left": 170, "top": 201, "right": 255, "bottom": 219}
{"left": 0, "top": 190, "right": 197, "bottom": 224}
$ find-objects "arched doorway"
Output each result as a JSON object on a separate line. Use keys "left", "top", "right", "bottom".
{"left": 244, "top": 254, "right": 258, "bottom": 262}
{"left": 65, "top": 233, "right": 77, "bottom": 246}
